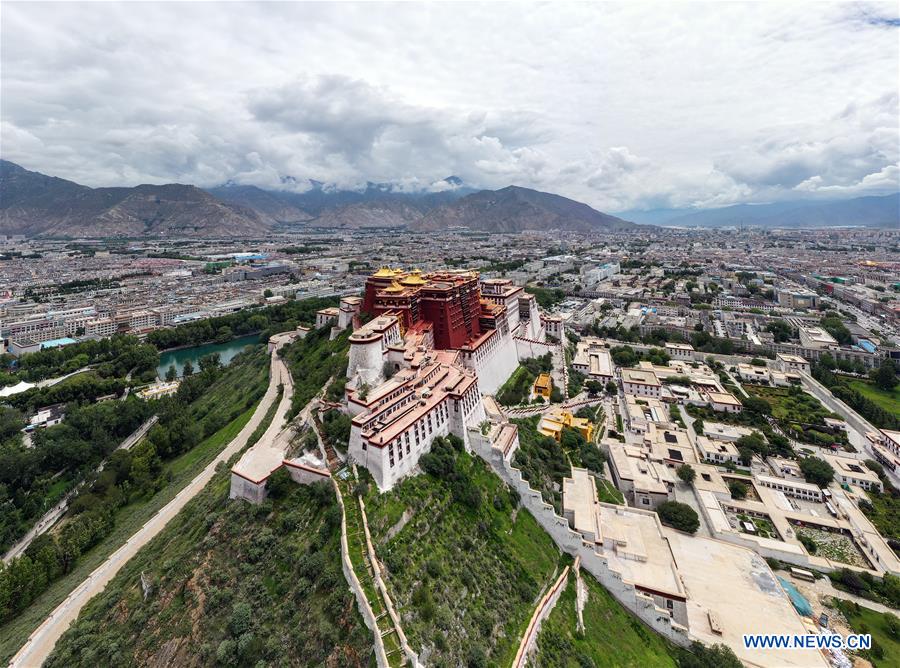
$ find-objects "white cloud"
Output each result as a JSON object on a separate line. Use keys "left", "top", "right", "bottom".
{"left": 1, "top": 1, "right": 897, "bottom": 212}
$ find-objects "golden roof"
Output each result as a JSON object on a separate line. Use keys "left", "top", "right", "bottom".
{"left": 383, "top": 280, "right": 405, "bottom": 293}
{"left": 373, "top": 267, "right": 400, "bottom": 278}
{"left": 400, "top": 274, "right": 427, "bottom": 286}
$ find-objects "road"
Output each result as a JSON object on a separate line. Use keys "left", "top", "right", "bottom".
{"left": 10, "top": 334, "right": 297, "bottom": 668}
{"left": 3, "top": 415, "right": 159, "bottom": 564}
{"left": 35, "top": 367, "right": 93, "bottom": 389}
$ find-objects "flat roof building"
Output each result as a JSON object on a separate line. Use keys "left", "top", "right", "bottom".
{"left": 798, "top": 326, "right": 837, "bottom": 349}
{"left": 572, "top": 338, "right": 615, "bottom": 381}
{"left": 621, "top": 368, "right": 661, "bottom": 398}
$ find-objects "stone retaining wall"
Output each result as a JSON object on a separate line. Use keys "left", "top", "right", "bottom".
{"left": 469, "top": 428, "right": 692, "bottom": 648}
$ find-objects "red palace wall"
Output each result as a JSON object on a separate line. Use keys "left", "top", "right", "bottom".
{"left": 363, "top": 272, "right": 484, "bottom": 350}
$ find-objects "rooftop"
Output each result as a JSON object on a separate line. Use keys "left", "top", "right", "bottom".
{"left": 621, "top": 368, "right": 660, "bottom": 387}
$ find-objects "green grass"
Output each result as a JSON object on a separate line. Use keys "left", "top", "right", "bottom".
{"left": 0, "top": 404, "right": 261, "bottom": 663}
{"left": 861, "top": 490, "right": 900, "bottom": 542}
{"left": 497, "top": 365, "right": 537, "bottom": 406}
{"left": 745, "top": 385, "right": 848, "bottom": 447}
{"left": 534, "top": 569, "right": 678, "bottom": 667}
{"left": 362, "top": 449, "right": 560, "bottom": 666}
{"left": 596, "top": 478, "right": 625, "bottom": 504}
{"left": 831, "top": 598, "right": 900, "bottom": 668}
{"left": 847, "top": 379, "right": 900, "bottom": 416}
{"left": 44, "top": 475, "right": 373, "bottom": 667}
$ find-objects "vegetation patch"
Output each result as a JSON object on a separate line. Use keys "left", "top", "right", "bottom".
{"left": 533, "top": 568, "right": 678, "bottom": 667}
{"left": 496, "top": 354, "right": 553, "bottom": 406}
{"left": 44, "top": 478, "right": 372, "bottom": 668}
{"left": 362, "top": 437, "right": 560, "bottom": 667}
{"left": 830, "top": 597, "right": 900, "bottom": 668}
{"left": 511, "top": 417, "right": 570, "bottom": 512}
{"left": 0, "top": 349, "right": 269, "bottom": 661}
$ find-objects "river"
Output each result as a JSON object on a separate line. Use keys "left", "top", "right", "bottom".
{"left": 156, "top": 334, "right": 262, "bottom": 378}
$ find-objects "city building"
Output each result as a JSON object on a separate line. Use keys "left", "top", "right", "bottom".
{"left": 798, "top": 326, "right": 838, "bottom": 349}
{"left": 346, "top": 348, "right": 486, "bottom": 490}
{"left": 664, "top": 342, "right": 695, "bottom": 361}
{"left": 621, "top": 368, "right": 662, "bottom": 397}
{"left": 622, "top": 395, "right": 671, "bottom": 435}
{"left": 777, "top": 287, "right": 819, "bottom": 310}
{"left": 819, "top": 452, "right": 883, "bottom": 493}
{"left": 571, "top": 338, "right": 615, "bottom": 382}
{"left": 606, "top": 441, "right": 676, "bottom": 509}
{"left": 695, "top": 435, "right": 741, "bottom": 465}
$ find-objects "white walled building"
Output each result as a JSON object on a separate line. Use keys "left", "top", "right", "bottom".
{"left": 621, "top": 368, "right": 662, "bottom": 398}
{"left": 347, "top": 349, "right": 486, "bottom": 490}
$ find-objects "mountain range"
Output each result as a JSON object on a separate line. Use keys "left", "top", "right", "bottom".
{"left": 0, "top": 160, "right": 268, "bottom": 238}
{"left": 0, "top": 160, "right": 640, "bottom": 237}
{"left": 2, "top": 159, "right": 895, "bottom": 237}
{"left": 620, "top": 194, "right": 899, "bottom": 228}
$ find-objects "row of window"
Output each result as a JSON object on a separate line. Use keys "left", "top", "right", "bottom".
{"left": 387, "top": 399, "right": 451, "bottom": 468}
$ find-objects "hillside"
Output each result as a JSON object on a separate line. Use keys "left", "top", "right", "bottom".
{"left": 1, "top": 161, "right": 642, "bottom": 235}
{"left": 43, "top": 477, "right": 374, "bottom": 667}
{"left": 206, "top": 183, "right": 313, "bottom": 225}
{"left": 414, "top": 185, "right": 641, "bottom": 233}
{"left": 360, "top": 436, "right": 562, "bottom": 665}
{"left": 0, "top": 161, "right": 268, "bottom": 238}
{"left": 311, "top": 199, "right": 427, "bottom": 228}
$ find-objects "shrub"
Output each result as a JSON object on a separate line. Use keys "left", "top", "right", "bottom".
{"left": 676, "top": 464, "right": 696, "bottom": 484}
{"left": 656, "top": 501, "right": 699, "bottom": 534}
{"left": 728, "top": 481, "right": 748, "bottom": 500}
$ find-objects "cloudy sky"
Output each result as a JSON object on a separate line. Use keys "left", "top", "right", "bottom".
{"left": 2, "top": 1, "right": 898, "bottom": 212}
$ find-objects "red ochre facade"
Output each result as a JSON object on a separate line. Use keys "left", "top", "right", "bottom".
{"left": 363, "top": 268, "right": 488, "bottom": 350}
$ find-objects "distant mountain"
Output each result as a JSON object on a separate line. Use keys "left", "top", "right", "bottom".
{"left": 311, "top": 199, "right": 427, "bottom": 229}
{"left": 208, "top": 176, "right": 476, "bottom": 219}
{"left": 620, "top": 194, "right": 899, "bottom": 228}
{"left": 413, "top": 185, "right": 641, "bottom": 233}
{"left": 0, "top": 161, "right": 641, "bottom": 236}
{"left": 206, "top": 183, "right": 313, "bottom": 225}
{"left": 0, "top": 160, "right": 268, "bottom": 237}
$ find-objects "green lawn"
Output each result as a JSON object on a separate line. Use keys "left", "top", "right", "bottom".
{"left": 745, "top": 385, "right": 848, "bottom": 447}
{"left": 847, "top": 379, "right": 900, "bottom": 416}
{"left": 831, "top": 598, "right": 900, "bottom": 668}
{"left": 861, "top": 490, "right": 900, "bottom": 542}
{"left": 533, "top": 569, "right": 678, "bottom": 667}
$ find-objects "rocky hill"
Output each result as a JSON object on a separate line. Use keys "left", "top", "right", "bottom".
{"left": 0, "top": 161, "right": 268, "bottom": 238}
{"left": 0, "top": 160, "right": 642, "bottom": 236}
{"left": 413, "top": 185, "right": 640, "bottom": 233}
{"left": 206, "top": 183, "right": 313, "bottom": 225}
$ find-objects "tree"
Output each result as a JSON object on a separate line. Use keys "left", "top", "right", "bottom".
{"left": 676, "top": 464, "right": 696, "bottom": 484}
{"left": 742, "top": 396, "right": 771, "bottom": 416}
{"left": 605, "top": 380, "right": 617, "bottom": 395}
{"left": 263, "top": 288, "right": 274, "bottom": 298}
{"left": 679, "top": 641, "right": 743, "bottom": 668}
{"left": 656, "top": 501, "right": 700, "bottom": 533}
{"left": 198, "top": 352, "right": 221, "bottom": 373}
{"left": 871, "top": 362, "right": 898, "bottom": 391}
{"left": 266, "top": 467, "right": 294, "bottom": 500}
{"left": 728, "top": 480, "right": 748, "bottom": 500}
{"left": 181, "top": 359, "right": 194, "bottom": 377}
{"left": 164, "top": 364, "right": 178, "bottom": 382}
{"left": 799, "top": 456, "right": 834, "bottom": 488}
{"left": 585, "top": 380, "right": 602, "bottom": 396}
